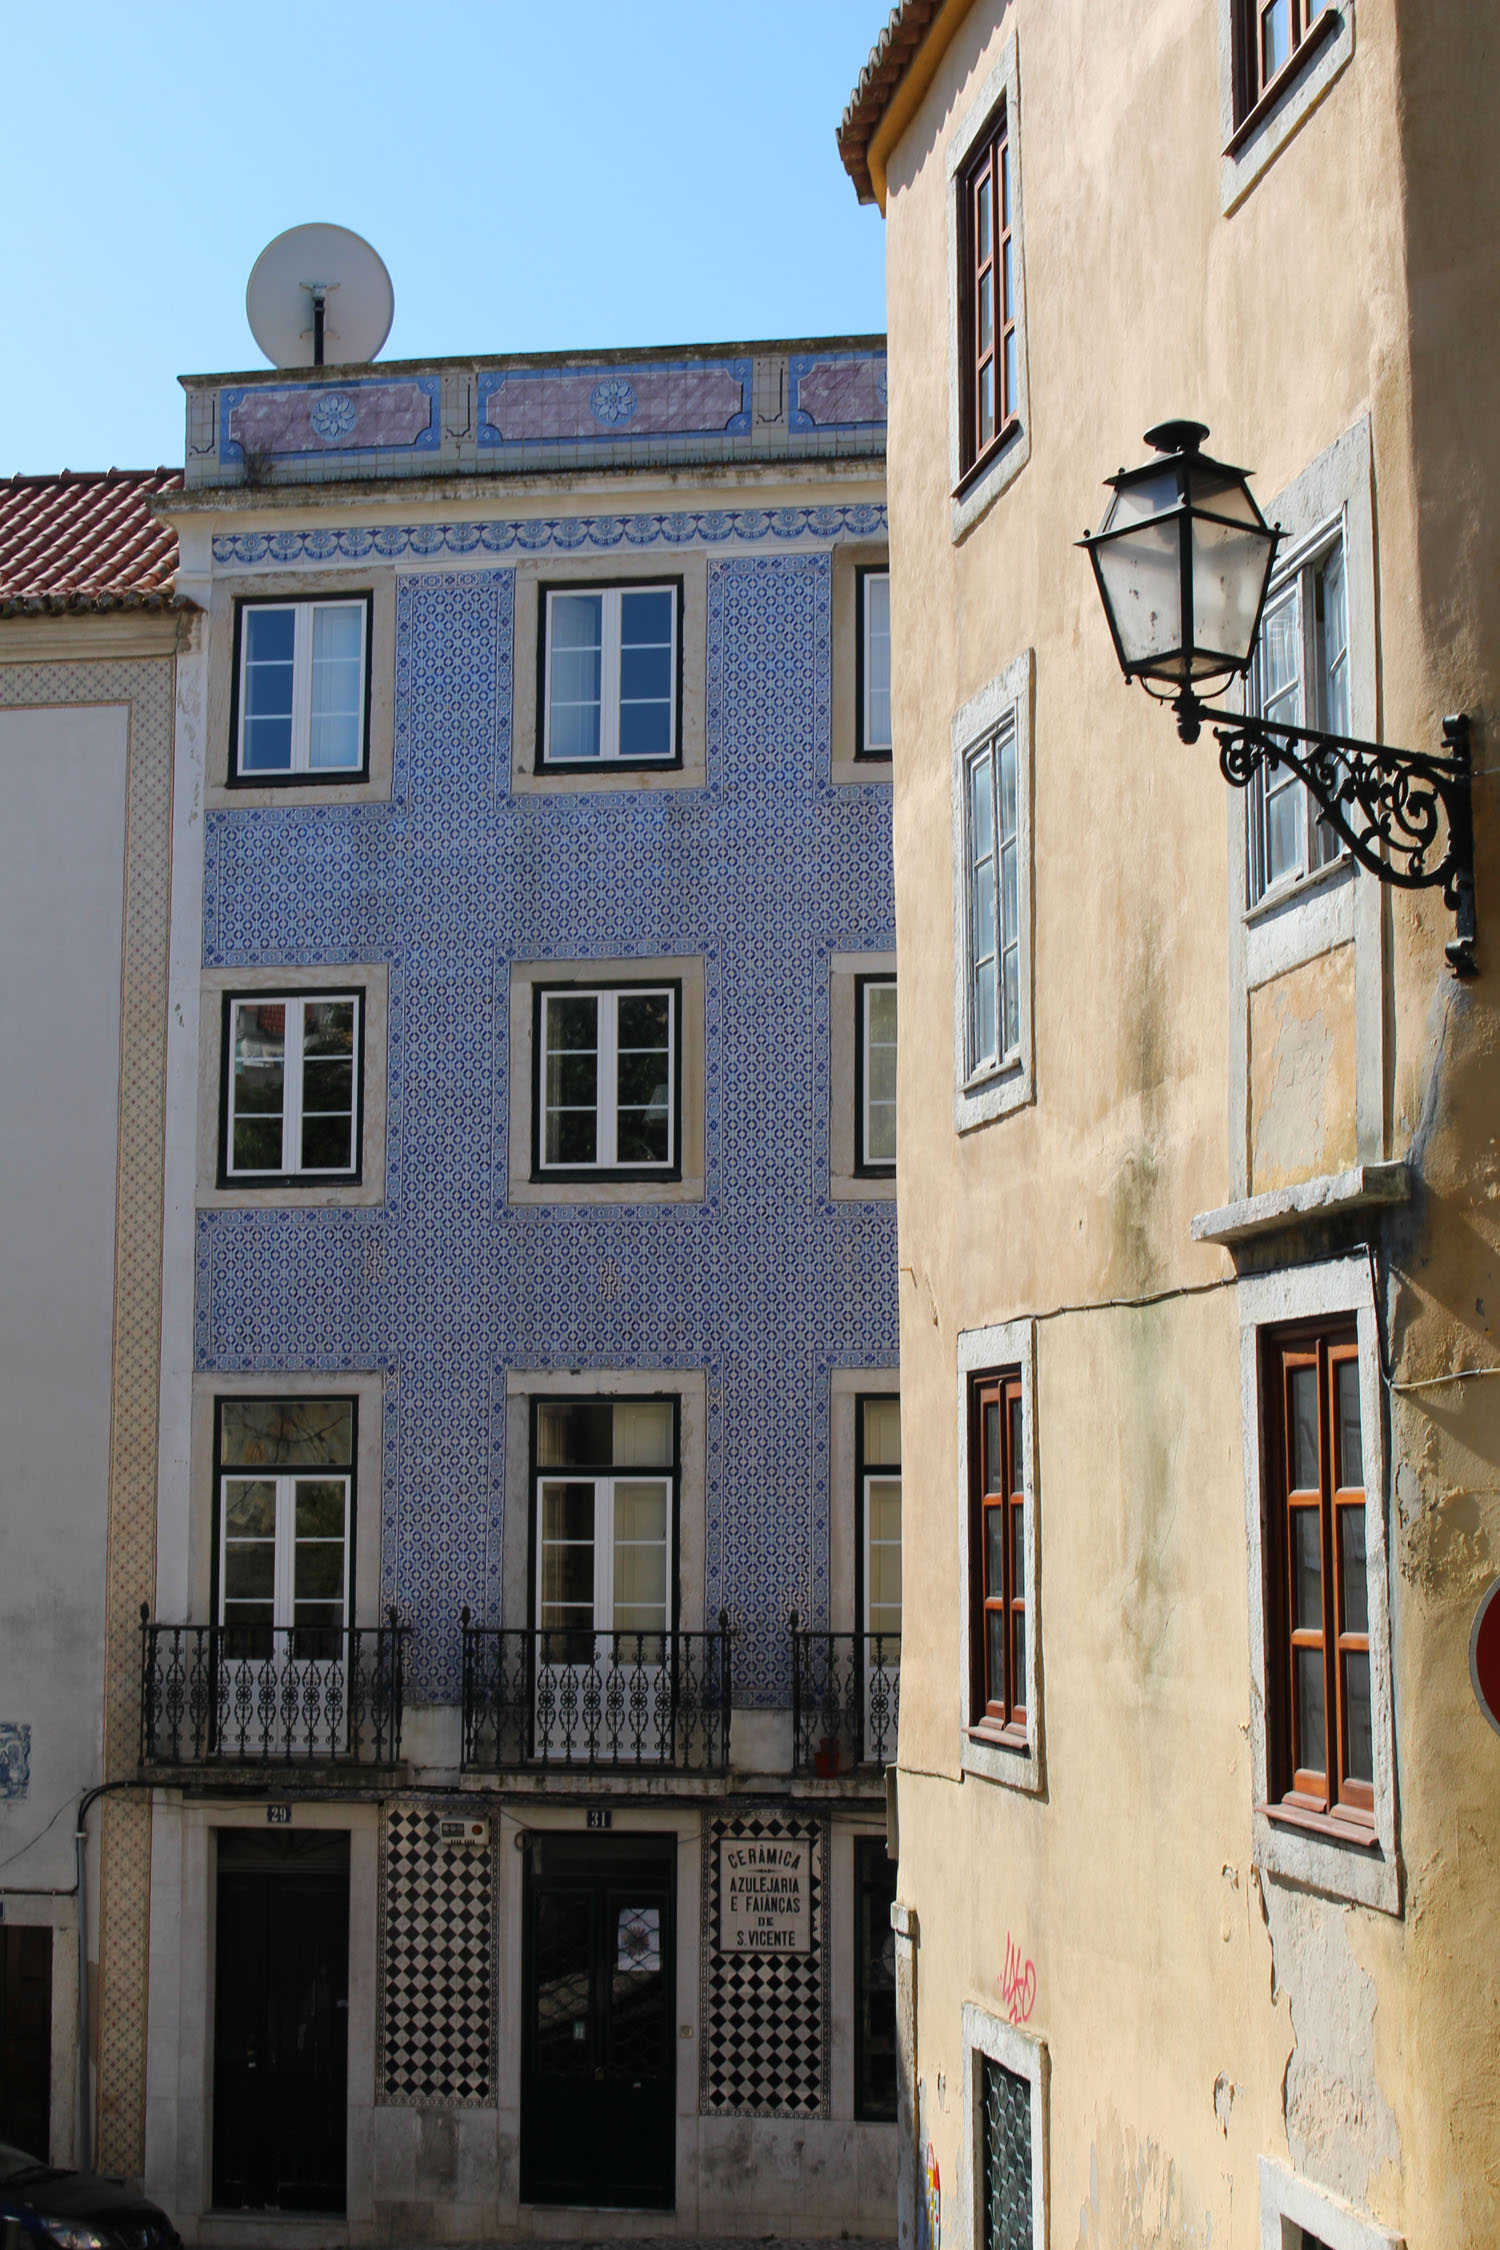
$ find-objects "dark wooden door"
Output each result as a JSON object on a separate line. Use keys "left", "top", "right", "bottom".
{"left": 212, "top": 1834, "right": 349, "bottom": 2212}
{"left": 521, "top": 1836, "right": 675, "bottom": 2209}
{"left": 0, "top": 1927, "right": 52, "bottom": 2160}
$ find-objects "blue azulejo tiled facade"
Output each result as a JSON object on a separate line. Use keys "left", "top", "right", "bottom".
{"left": 194, "top": 534, "right": 896, "bottom": 1703}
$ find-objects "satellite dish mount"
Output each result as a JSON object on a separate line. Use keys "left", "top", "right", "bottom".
{"left": 304, "top": 280, "right": 339, "bottom": 365}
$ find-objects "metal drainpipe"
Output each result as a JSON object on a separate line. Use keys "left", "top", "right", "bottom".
{"left": 75, "top": 1815, "right": 90, "bottom": 2171}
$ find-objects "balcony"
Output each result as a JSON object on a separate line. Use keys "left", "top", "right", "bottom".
{"left": 790, "top": 1617, "right": 901, "bottom": 1776}
{"left": 460, "top": 1616, "right": 733, "bottom": 1774}
{"left": 139, "top": 1608, "right": 407, "bottom": 1768}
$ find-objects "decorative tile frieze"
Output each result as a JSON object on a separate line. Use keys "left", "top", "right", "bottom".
{"left": 790, "top": 351, "right": 889, "bottom": 431}
{"left": 478, "top": 360, "right": 752, "bottom": 447}
{"left": 210, "top": 502, "right": 887, "bottom": 569}
{"left": 220, "top": 377, "right": 441, "bottom": 466}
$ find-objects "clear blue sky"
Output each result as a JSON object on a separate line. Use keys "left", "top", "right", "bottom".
{"left": 1, "top": 2, "right": 890, "bottom": 476}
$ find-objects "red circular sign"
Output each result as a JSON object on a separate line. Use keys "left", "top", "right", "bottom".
{"left": 1470, "top": 1581, "right": 1500, "bottom": 1738}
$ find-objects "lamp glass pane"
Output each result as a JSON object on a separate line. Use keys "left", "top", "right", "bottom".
{"left": 1093, "top": 519, "right": 1184, "bottom": 669}
{"left": 1190, "top": 514, "right": 1278, "bottom": 668}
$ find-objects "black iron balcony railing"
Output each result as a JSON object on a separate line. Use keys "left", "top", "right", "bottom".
{"left": 460, "top": 1614, "right": 733, "bottom": 1773}
{"left": 139, "top": 1607, "right": 407, "bottom": 1766}
{"left": 790, "top": 1615, "right": 901, "bottom": 1776}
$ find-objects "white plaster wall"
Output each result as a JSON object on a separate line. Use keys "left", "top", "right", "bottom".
{"left": 0, "top": 704, "right": 129, "bottom": 1894}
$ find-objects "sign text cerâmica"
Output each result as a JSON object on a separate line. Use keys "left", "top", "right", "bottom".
{"left": 718, "top": 1836, "right": 812, "bottom": 1954}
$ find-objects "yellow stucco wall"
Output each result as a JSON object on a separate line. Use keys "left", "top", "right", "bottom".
{"left": 874, "top": 0, "right": 1500, "bottom": 2242}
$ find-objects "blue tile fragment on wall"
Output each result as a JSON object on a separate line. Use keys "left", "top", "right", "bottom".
{"left": 196, "top": 541, "right": 897, "bottom": 1703}
{"left": 0, "top": 1723, "right": 31, "bottom": 1800}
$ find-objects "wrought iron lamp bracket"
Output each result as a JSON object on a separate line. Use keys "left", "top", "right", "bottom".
{"left": 1179, "top": 698, "right": 1477, "bottom": 976}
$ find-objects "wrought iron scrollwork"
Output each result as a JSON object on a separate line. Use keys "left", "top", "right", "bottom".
{"left": 1200, "top": 705, "right": 1476, "bottom": 976}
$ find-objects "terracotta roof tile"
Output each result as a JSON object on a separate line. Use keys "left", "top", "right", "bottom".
{"left": 837, "top": 0, "right": 943, "bottom": 204}
{"left": 0, "top": 467, "right": 184, "bottom": 614}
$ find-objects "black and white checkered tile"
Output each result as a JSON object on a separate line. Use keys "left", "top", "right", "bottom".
{"left": 699, "top": 1811, "right": 829, "bottom": 2119}
{"left": 377, "top": 1804, "right": 496, "bottom": 2106}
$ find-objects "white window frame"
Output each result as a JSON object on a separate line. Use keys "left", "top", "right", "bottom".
{"left": 956, "top": 1318, "right": 1041, "bottom": 1793}
{"left": 534, "top": 1470, "right": 675, "bottom": 1639}
{"left": 952, "top": 651, "right": 1034, "bottom": 1132}
{"left": 959, "top": 2002, "right": 1049, "bottom": 2250}
{"left": 1258, "top": 2156, "right": 1403, "bottom": 2250}
{"left": 1246, "top": 519, "right": 1350, "bottom": 907}
{"left": 234, "top": 597, "right": 369, "bottom": 778}
{"left": 541, "top": 581, "right": 679, "bottom": 765}
{"left": 860, "top": 568, "right": 893, "bottom": 757}
{"left": 218, "top": 1470, "right": 352, "bottom": 1635}
{"left": 535, "top": 982, "right": 678, "bottom": 1176}
{"left": 223, "top": 991, "right": 362, "bottom": 1180}
{"left": 1239, "top": 1254, "right": 1400, "bottom": 1914}
{"left": 857, "top": 975, "right": 898, "bottom": 1172}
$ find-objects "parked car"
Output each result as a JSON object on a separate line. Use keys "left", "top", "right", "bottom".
{"left": 0, "top": 2144, "right": 180, "bottom": 2250}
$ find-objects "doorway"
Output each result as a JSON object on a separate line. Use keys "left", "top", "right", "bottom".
{"left": 0, "top": 1927, "right": 52, "bottom": 2159}
{"left": 212, "top": 1829, "right": 349, "bottom": 2212}
{"left": 521, "top": 1833, "right": 676, "bottom": 2209}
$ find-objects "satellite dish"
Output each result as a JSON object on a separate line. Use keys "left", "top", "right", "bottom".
{"left": 245, "top": 224, "right": 394, "bottom": 370}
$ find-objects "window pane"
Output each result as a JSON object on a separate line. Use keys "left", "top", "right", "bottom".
{"left": 620, "top": 589, "right": 673, "bottom": 647}
{"left": 1008, "top": 1393, "right": 1023, "bottom": 1487}
{"left": 1003, "top": 332, "right": 1018, "bottom": 424}
{"left": 241, "top": 608, "right": 295, "bottom": 772}
{"left": 618, "top": 992, "right": 669, "bottom": 1049}
{"left": 1292, "top": 1506, "right": 1323, "bottom": 1631}
{"left": 221, "top": 1400, "right": 354, "bottom": 1468}
{"left": 1266, "top": 773, "right": 1302, "bottom": 886}
{"left": 548, "top": 593, "right": 603, "bottom": 759}
{"left": 1262, "top": 0, "right": 1291, "bottom": 79}
{"left": 544, "top": 993, "right": 598, "bottom": 1165}
{"left": 223, "top": 1544, "right": 275, "bottom": 1602}
{"left": 540, "top": 1481, "right": 595, "bottom": 1623}
{"left": 1288, "top": 1364, "right": 1320, "bottom": 1490}
{"left": 612, "top": 1400, "right": 675, "bottom": 1467}
{"left": 980, "top": 2053, "right": 1032, "bottom": 2250}
{"left": 979, "top": 360, "right": 995, "bottom": 449}
{"left": 1339, "top": 1504, "right": 1369, "bottom": 1636}
{"left": 613, "top": 1482, "right": 668, "bottom": 1543}
{"left": 309, "top": 605, "right": 363, "bottom": 769}
{"left": 1334, "top": 1357, "right": 1363, "bottom": 1489}
{"left": 1010, "top": 1498, "right": 1024, "bottom": 1599}
{"left": 1011, "top": 1612, "right": 1026, "bottom": 1712}
{"left": 863, "top": 1396, "right": 901, "bottom": 1465}
{"left": 537, "top": 1402, "right": 614, "bottom": 1468}
{"left": 1295, "top": 1645, "right": 1327, "bottom": 1776}
{"left": 985, "top": 1506, "right": 1005, "bottom": 1601}
{"left": 300, "top": 995, "right": 357, "bottom": 1171}
{"left": 1319, "top": 541, "right": 1349, "bottom": 735}
{"left": 865, "top": 572, "right": 892, "bottom": 753}
{"left": 983, "top": 1401, "right": 1001, "bottom": 1491}
{"left": 293, "top": 1540, "right": 345, "bottom": 1603}
{"left": 224, "top": 1479, "right": 275, "bottom": 1538}
{"left": 294, "top": 1480, "right": 346, "bottom": 1540}
{"left": 867, "top": 1478, "right": 902, "bottom": 1549}
{"left": 975, "top": 172, "right": 991, "bottom": 266}
{"left": 986, "top": 1609, "right": 1007, "bottom": 1708}
{"left": 977, "top": 274, "right": 993, "bottom": 358}
{"left": 1343, "top": 1651, "right": 1373, "bottom": 1785}
{"left": 233, "top": 1003, "right": 285, "bottom": 1140}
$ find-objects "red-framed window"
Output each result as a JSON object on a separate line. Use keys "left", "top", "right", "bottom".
{"left": 970, "top": 1370, "right": 1026, "bottom": 1734}
{"left": 959, "top": 110, "right": 1018, "bottom": 480}
{"left": 1263, "top": 1323, "right": 1373, "bottom": 1824}
{"left": 1236, "top": 0, "right": 1335, "bottom": 119}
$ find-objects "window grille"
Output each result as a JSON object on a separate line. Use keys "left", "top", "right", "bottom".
{"left": 980, "top": 2053, "right": 1033, "bottom": 2250}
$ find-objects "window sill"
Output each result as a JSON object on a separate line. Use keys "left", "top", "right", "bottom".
{"left": 1259, "top": 1798, "right": 1379, "bottom": 1850}
{"left": 967, "top": 1720, "right": 1027, "bottom": 1753}
{"left": 1244, "top": 846, "right": 1352, "bottom": 925}
{"left": 1226, "top": 9, "right": 1342, "bottom": 157}
{"left": 952, "top": 419, "right": 1022, "bottom": 503}
{"left": 1190, "top": 1160, "right": 1409, "bottom": 1247}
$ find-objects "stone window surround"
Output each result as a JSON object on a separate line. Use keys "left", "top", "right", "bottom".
{"left": 1218, "top": 1, "right": 1356, "bottom": 215}
{"left": 204, "top": 568, "right": 396, "bottom": 807}
{"left": 1238, "top": 1254, "right": 1400, "bottom": 1915}
{"left": 1258, "top": 2153, "right": 1404, "bottom": 2250}
{"left": 507, "top": 954, "right": 705, "bottom": 1205}
{"left": 956, "top": 1317, "right": 1042, "bottom": 1794}
{"left": 830, "top": 1364, "right": 902, "bottom": 1639}
{"left": 958, "top": 2000, "right": 1049, "bottom": 2250}
{"left": 499, "top": 1366, "right": 708, "bottom": 1635}
{"left": 1224, "top": 419, "right": 1385, "bottom": 1202}
{"left": 951, "top": 650, "right": 1035, "bottom": 1134}
{"left": 197, "top": 962, "right": 389, "bottom": 1209}
{"left": 946, "top": 32, "right": 1032, "bottom": 544}
{"left": 831, "top": 950, "right": 898, "bottom": 1201}
{"left": 831, "top": 541, "right": 893, "bottom": 781}
{"left": 175, "top": 1368, "right": 384, "bottom": 1630}
{"left": 511, "top": 549, "right": 708, "bottom": 794}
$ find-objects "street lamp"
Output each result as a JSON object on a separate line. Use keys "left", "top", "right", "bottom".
{"left": 1081, "top": 420, "right": 1476, "bottom": 976}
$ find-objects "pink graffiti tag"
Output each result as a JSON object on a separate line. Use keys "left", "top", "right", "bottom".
{"left": 997, "top": 1931, "right": 1036, "bottom": 2025}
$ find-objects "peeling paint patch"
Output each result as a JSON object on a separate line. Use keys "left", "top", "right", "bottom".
{"left": 1262, "top": 1884, "right": 1400, "bottom": 2206}
{"left": 1076, "top": 2108, "right": 1215, "bottom": 2247}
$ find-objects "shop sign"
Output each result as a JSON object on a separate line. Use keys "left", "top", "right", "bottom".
{"left": 718, "top": 1835, "right": 812, "bottom": 1953}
